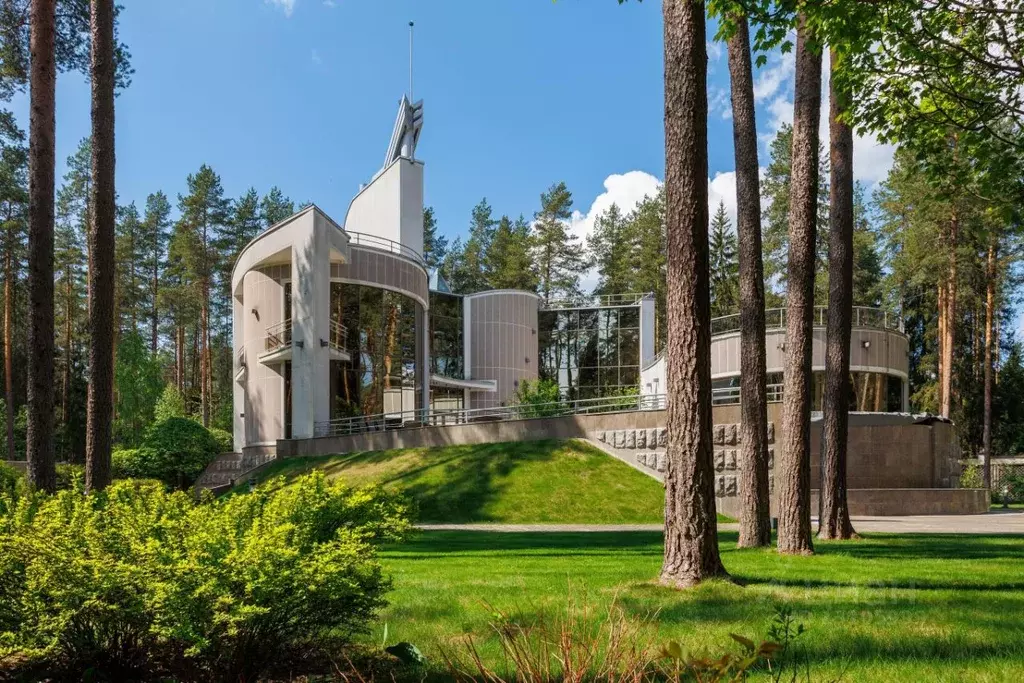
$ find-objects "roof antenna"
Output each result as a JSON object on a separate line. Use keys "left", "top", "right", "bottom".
{"left": 408, "top": 21, "right": 414, "bottom": 102}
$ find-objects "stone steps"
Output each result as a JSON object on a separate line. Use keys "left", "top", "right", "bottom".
{"left": 195, "top": 449, "right": 277, "bottom": 493}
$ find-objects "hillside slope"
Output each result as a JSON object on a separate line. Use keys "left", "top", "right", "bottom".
{"left": 245, "top": 439, "right": 674, "bottom": 524}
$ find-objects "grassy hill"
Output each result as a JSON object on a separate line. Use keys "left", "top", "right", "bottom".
{"left": 244, "top": 439, "right": 691, "bottom": 524}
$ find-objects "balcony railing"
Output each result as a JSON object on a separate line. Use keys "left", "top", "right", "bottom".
{"left": 327, "top": 318, "right": 348, "bottom": 354}
{"left": 314, "top": 393, "right": 667, "bottom": 438}
{"left": 264, "top": 319, "right": 292, "bottom": 353}
{"left": 542, "top": 292, "right": 653, "bottom": 310}
{"left": 711, "top": 383, "right": 784, "bottom": 406}
{"left": 346, "top": 231, "right": 427, "bottom": 271}
{"left": 710, "top": 306, "right": 904, "bottom": 337}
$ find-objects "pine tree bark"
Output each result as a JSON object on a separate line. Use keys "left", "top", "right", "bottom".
{"left": 818, "top": 49, "right": 857, "bottom": 541}
{"left": 939, "top": 208, "right": 957, "bottom": 419}
{"left": 62, "top": 276, "right": 71, "bottom": 427}
{"left": 660, "top": 0, "right": 728, "bottom": 587}
{"left": 4, "top": 241, "right": 15, "bottom": 461}
{"left": 982, "top": 239, "right": 997, "bottom": 489}
{"left": 26, "top": 0, "right": 57, "bottom": 492}
{"left": 151, "top": 251, "right": 159, "bottom": 352}
{"left": 726, "top": 12, "right": 770, "bottom": 548}
{"left": 778, "top": 15, "right": 820, "bottom": 555}
{"left": 85, "top": 0, "right": 116, "bottom": 492}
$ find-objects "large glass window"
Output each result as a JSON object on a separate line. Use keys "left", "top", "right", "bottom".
{"left": 538, "top": 304, "right": 642, "bottom": 400}
{"left": 710, "top": 371, "right": 904, "bottom": 412}
{"left": 429, "top": 291, "right": 464, "bottom": 379}
{"left": 329, "top": 282, "right": 422, "bottom": 423}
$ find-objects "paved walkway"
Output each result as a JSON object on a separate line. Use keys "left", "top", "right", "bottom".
{"left": 420, "top": 511, "right": 1024, "bottom": 535}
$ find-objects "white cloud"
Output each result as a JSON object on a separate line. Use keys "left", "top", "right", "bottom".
{"left": 708, "top": 85, "right": 731, "bottom": 120}
{"left": 266, "top": 0, "right": 296, "bottom": 17}
{"left": 753, "top": 51, "right": 795, "bottom": 103}
{"left": 311, "top": 48, "right": 322, "bottom": 65}
{"left": 323, "top": 0, "right": 336, "bottom": 6}
{"left": 707, "top": 40, "right": 723, "bottom": 64}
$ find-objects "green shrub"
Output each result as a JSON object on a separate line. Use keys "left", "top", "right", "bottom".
{"left": 0, "top": 472, "right": 410, "bottom": 681}
{"left": 514, "top": 379, "right": 565, "bottom": 418}
{"left": 0, "top": 461, "right": 21, "bottom": 497}
{"left": 113, "top": 418, "right": 221, "bottom": 488}
{"left": 153, "top": 384, "right": 187, "bottom": 422}
{"left": 959, "top": 460, "right": 984, "bottom": 489}
{"left": 54, "top": 463, "right": 83, "bottom": 491}
{"left": 207, "top": 427, "right": 233, "bottom": 454}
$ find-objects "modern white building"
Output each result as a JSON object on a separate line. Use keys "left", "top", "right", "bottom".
{"left": 230, "top": 94, "right": 910, "bottom": 455}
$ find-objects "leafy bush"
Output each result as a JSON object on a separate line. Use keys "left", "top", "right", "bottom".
{"left": 0, "top": 472, "right": 410, "bottom": 681}
{"left": 207, "top": 427, "right": 233, "bottom": 454}
{"left": 153, "top": 384, "right": 187, "bottom": 422}
{"left": 0, "top": 461, "right": 21, "bottom": 497}
{"left": 54, "top": 463, "right": 84, "bottom": 491}
{"left": 112, "top": 418, "right": 220, "bottom": 488}
{"left": 514, "top": 379, "right": 565, "bottom": 418}
{"left": 959, "top": 460, "right": 984, "bottom": 489}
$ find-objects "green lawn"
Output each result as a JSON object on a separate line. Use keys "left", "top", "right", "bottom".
{"left": 246, "top": 439, "right": 701, "bottom": 524}
{"left": 376, "top": 530, "right": 1024, "bottom": 681}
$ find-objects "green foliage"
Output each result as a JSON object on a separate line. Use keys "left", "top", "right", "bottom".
{"left": 959, "top": 461, "right": 983, "bottom": 489}
{"left": 423, "top": 205, "right": 448, "bottom": 269}
{"left": 488, "top": 215, "right": 537, "bottom": 291}
{"left": 114, "top": 331, "right": 165, "bottom": 447}
{"left": 0, "top": 399, "right": 26, "bottom": 460}
{"left": 116, "top": 418, "right": 220, "bottom": 488}
{"left": 154, "top": 383, "right": 187, "bottom": 422}
{"left": 709, "top": 200, "right": 739, "bottom": 318}
{"left": 514, "top": 379, "right": 564, "bottom": 418}
{"left": 0, "top": 461, "right": 20, "bottom": 497}
{"left": 0, "top": 473, "right": 409, "bottom": 680}
{"left": 996, "top": 343, "right": 1024, "bottom": 457}
{"left": 207, "top": 427, "right": 233, "bottom": 454}
{"left": 534, "top": 182, "right": 589, "bottom": 301}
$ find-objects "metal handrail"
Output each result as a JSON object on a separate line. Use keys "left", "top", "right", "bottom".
{"left": 541, "top": 292, "right": 653, "bottom": 310}
{"left": 346, "top": 231, "right": 427, "bottom": 270}
{"left": 314, "top": 392, "right": 668, "bottom": 438}
{"left": 328, "top": 318, "right": 348, "bottom": 353}
{"left": 711, "top": 383, "right": 784, "bottom": 406}
{"left": 710, "top": 306, "right": 904, "bottom": 336}
{"left": 264, "top": 319, "right": 292, "bottom": 353}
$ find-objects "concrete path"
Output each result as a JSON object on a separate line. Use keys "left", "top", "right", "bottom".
{"left": 420, "top": 511, "right": 1024, "bottom": 535}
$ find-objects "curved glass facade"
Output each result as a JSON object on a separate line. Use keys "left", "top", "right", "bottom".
{"left": 329, "top": 282, "right": 422, "bottom": 422}
{"left": 712, "top": 371, "right": 904, "bottom": 412}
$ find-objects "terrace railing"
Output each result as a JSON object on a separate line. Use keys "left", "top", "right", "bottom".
{"left": 711, "top": 383, "right": 784, "bottom": 406}
{"left": 541, "top": 292, "right": 653, "bottom": 310}
{"left": 314, "top": 392, "right": 668, "bottom": 438}
{"left": 264, "top": 319, "right": 292, "bottom": 353}
{"left": 710, "top": 306, "right": 904, "bottom": 337}
{"left": 327, "top": 317, "right": 348, "bottom": 354}
{"left": 346, "top": 231, "right": 427, "bottom": 271}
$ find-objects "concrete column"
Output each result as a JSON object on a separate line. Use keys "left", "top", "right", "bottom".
{"left": 419, "top": 303, "right": 430, "bottom": 419}
{"left": 290, "top": 212, "right": 331, "bottom": 439}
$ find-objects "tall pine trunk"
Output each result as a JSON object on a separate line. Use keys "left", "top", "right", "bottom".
{"left": 660, "top": 0, "right": 728, "bottom": 587}
{"left": 778, "top": 15, "right": 820, "bottom": 555}
{"left": 4, "top": 241, "right": 14, "bottom": 460}
{"left": 726, "top": 12, "right": 770, "bottom": 548}
{"left": 818, "top": 49, "right": 857, "bottom": 541}
{"left": 939, "top": 207, "right": 957, "bottom": 418}
{"left": 85, "top": 0, "right": 116, "bottom": 492}
{"left": 62, "top": 276, "right": 71, "bottom": 428}
{"left": 26, "top": 0, "right": 57, "bottom": 492}
{"left": 982, "top": 239, "right": 997, "bottom": 489}
{"left": 151, "top": 255, "right": 159, "bottom": 352}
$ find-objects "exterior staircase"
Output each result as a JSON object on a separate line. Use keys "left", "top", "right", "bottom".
{"left": 194, "top": 449, "right": 277, "bottom": 495}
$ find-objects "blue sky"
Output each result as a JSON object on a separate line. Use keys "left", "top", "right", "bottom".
{"left": 8, "top": 0, "right": 895, "bottom": 264}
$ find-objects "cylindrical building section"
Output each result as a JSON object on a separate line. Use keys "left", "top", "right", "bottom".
{"left": 466, "top": 290, "right": 541, "bottom": 410}
{"left": 241, "top": 265, "right": 288, "bottom": 446}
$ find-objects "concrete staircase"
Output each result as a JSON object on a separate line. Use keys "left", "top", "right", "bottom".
{"left": 195, "top": 449, "right": 277, "bottom": 494}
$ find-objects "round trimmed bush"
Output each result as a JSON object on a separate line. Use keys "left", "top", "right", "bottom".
{"left": 125, "top": 418, "right": 221, "bottom": 488}
{"left": 208, "top": 427, "right": 233, "bottom": 454}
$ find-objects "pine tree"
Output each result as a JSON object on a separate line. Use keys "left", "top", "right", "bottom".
{"left": 114, "top": 202, "right": 145, "bottom": 335}
{"left": 219, "top": 188, "right": 261, "bottom": 301}
{"left": 0, "top": 111, "right": 27, "bottom": 462}
{"left": 423, "top": 206, "right": 448, "bottom": 269}
{"left": 660, "top": 0, "right": 728, "bottom": 587}
{"left": 176, "top": 165, "right": 230, "bottom": 426}
{"left": 141, "top": 191, "right": 171, "bottom": 353}
{"left": 628, "top": 190, "right": 668, "bottom": 347}
{"left": 533, "top": 182, "right": 588, "bottom": 301}
{"left": 448, "top": 199, "right": 495, "bottom": 294}
{"left": 487, "top": 215, "right": 536, "bottom": 291}
{"left": 709, "top": 200, "right": 738, "bottom": 317}
{"left": 54, "top": 184, "right": 87, "bottom": 462}
{"left": 589, "top": 203, "right": 633, "bottom": 296}
{"left": 260, "top": 186, "right": 294, "bottom": 227}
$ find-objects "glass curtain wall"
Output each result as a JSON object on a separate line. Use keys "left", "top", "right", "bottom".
{"left": 429, "top": 291, "right": 464, "bottom": 379}
{"left": 329, "top": 282, "right": 421, "bottom": 424}
{"left": 712, "top": 371, "right": 903, "bottom": 412}
{"left": 538, "top": 306, "right": 641, "bottom": 400}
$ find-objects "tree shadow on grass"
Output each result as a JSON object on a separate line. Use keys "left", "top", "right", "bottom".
{"left": 811, "top": 533, "right": 1024, "bottom": 561}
